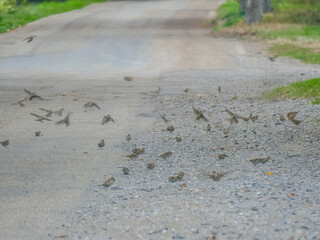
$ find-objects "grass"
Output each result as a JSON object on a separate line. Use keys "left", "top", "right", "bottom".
{"left": 0, "top": 0, "right": 105, "bottom": 34}
{"left": 264, "top": 78, "right": 320, "bottom": 104}
{"left": 214, "top": 0, "right": 243, "bottom": 29}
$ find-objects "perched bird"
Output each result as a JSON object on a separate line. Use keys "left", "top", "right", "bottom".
{"left": 124, "top": 76, "right": 133, "bottom": 81}
{"left": 56, "top": 112, "right": 71, "bottom": 126}
{"left": 23, "top": 36, "right": 37, "bottom": 43}
{"left": 206, "top": 124, "right": 211, "bottom": 132}
{"left": 249, "top": 156, "right": 270, "bottom": 165}
{"left": 218, "top": 154, "right": 227, "bottom": 160}
{"left": 269, "top": 55, "right": 278, "bottom": 62}
{"left": 35, "top": 131, "right": 41, "bottom": 136}
{"left": 39, "top": 108, "right": 53, "bottom": 117}
{"left": 168, "top": 176, "right": 178, "bottom": 182}
{"left": 177, "top": 172, "right": 184, "bottom": 181}
{"left": 192, "top": 106, "right": 208, "bottom": 121}
{"left": 159, "top": 113, "right": 169, "bottom": 123}
{"left": 175, "top": 136, "right": 182, "bottom": 142}
{"left": 218, "top": 86, "right": 222, "bottom": 93}
{"left": 160, "top": 151, "right": 172, "bottom": 159}
{"left": 123, "top": 167, "right": 129, "bottom": 175}
{"left": 291, "top": 119, "right": 302, "bottom": 125}
{"left": 167, "top": 125, "right": 175, "bottom": 132}
{"left": 99, "top": 177, "right": 115, "bottom": 187}
{"left": 126, "top": 134, "right": 131, "bottom": 142}
{"left": 210, "top": 171, "right": 228, "bottom": 181}
{"left": 147, "top": 162, "right": 155, "bottom": 169}
{"left": 0, "top": 140, "right": 9, "bottom": 146}
{"left": 98, "top": 139, "right": 105, "bottom": 149}
{"left": 30, "top": 113, "right": 52, "bottom": 123}
{"left": 102, "top": 115, "right": 115, "bottom": 125}
{"left": 287, "top": 111, "right": 298, "bottom": 120}
{"left": 83, "top": 102, "right": 100, "bottom": 110}
{"left": 280, "top": 114, "right": 285, "bottom": 121}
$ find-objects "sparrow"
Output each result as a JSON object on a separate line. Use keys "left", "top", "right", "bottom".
{"left": 124, "top": 76, "right": 133, "bottom": 81}
{"left": 210, "top": 171, "right": 228, "bottom": 181}
{"left": 39, "top": 108, "right": 53, "bottom": 117}
{"left": 177, "top": 172, "right": 184, "bottom": 181}
{"left": 123, "top": 167, "right": 129, "bottom": 175}
{"left": 175, "top": 136, "right": 182, "bottom": 142}
{"left": 99, "top": 177, "right": 115, "bottom": 187}
{"left": 102, "top": 115, "right": 115, "bottom": 124}
{"left": 56, "top": 112, "right": 70, "bottom": 126}
{"left": 159, "top": 113, "right": 169, "bottom": 123}
{"left": 280, "top": 114, "right": 285, "bottom": 121}
{"left": 35, "top": 131, "right": 41, "bottom": 136}
{"left": 287, "top": 111, "right": 298, "bottom": 120}
{"left": 206, "top": 124, "right": 211, "bottom": 132}
{"left": 218, "top": 86, "right": 221, "bottom": 93}
{"left": 291, "top": 119, "right": 302, "bottom": 125}
{"left": 249, "top": 156, "right": 270, "bottom": 165}
{"left": 23, "top": 36, "right": 37, "bottom": 42}
{"left": 147, "top": 162, "right": 155, "bottom": 169}
{"left": 126, "top": 134, "right": 131, "bottom": 142}
{"left": 160, "top": 151, "right": 172, "bottom": 159}
{"left": 30, "top": 113, "right": 52, "bottom": 122}
{"left": 193, "top": 106, "right": 208, "bottom": 121}
{"left": 184, "top": 88, "right": 189, "bottom": 93}
{"left": 83, "top": 102, "right": 100, "bottom": 110}
{"left": 168, "top": 176, "right": 178, "bottom": 182}
{"left": 0, "top": 140, "right": 9, "bottom": 146}
{"left": 98, "top": 139, "right": 105, "bottom": 149}
{"left": 218, "top": 154, "right": 226, "bottom": 159}
{"left": 269, "top": 55, "right": 278, "bottom": 62}
{"left": 167, "top": 125, "right": 175, "bottom": 132}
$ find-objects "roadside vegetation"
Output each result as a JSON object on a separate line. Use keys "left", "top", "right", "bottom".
{"left": 214, "top": 0, "right": 320, "bottom": 65}
{"left": 0, "top": 0, "right": 105, "bottom": 34}
{"left": 264, "top": 78, "right": 320, "bottom": 104}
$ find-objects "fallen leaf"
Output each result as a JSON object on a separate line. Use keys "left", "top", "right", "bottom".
{"left": 265, "top": 172, "right": 273, "bottom": 176}
{"left": 287, "top": 193, "right": 295, "bottom": 197}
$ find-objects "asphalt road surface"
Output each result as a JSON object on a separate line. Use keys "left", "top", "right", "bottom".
{"left": 0, "top": 0, "right": 319, "bottom": 239}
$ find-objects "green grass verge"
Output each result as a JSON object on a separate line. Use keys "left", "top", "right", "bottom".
{"left": 214, "top": 0, "right": 243, "bottom": 29}
{"left": 0, "top": 0, "right": 105, "bottom": 34}
{"left": 264, "top": 78, "right": 320, "bottom": 104}
{"left": 270, "top": 44, "right": 320, "bottom": 64}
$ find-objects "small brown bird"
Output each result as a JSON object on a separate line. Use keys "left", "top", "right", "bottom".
{"left": 160, "top": 114, "right": 169, "bottom": 123}
{"left": 280, "top": 114, "right": 285, "bottom": 121}
{"left": 39, "top": 108, "right": 53, "bottom": 117}
{"left": 160, "top": 151, "right": 172, "bottom": 159}
{"left": 99, "top": 177, "right": 115, "bottom": 187}
{"left": 193, "top": 106, "right": 208, "bottom": 121}
{"left": 98, "top": 139, "right": 105, "bottom": 149}
{"left": 126, "top": 134, "right": 131, "bottom": 142}
{"left": 56, "top": 112, "right": 70, "bottom": 127}
{"left": 102, "top": 115, "right": 115, "bottom": 124}
{"left": 291, "top": 119, "right": 302, "bottom": 125}
{"left": 218, "top": 154, "right": 227, "bottom": 160}
{"left": 177, "top": 172, "right": 184, "bottom": 181}
{"left": 147, "top": 162, "right": 155, "bottom": 169}
{"left": 218, "top": 86, "right": 222, "bottom": 93}
{"left": 30, "top": 113, "right": 52, "bottom": 123}
{"left": 210, "top": 171, "right": 228, "bottom": 181}
{"left": 168, "top": 176, "right": 178, "bottom": 182}
{"left": 23, "top": 36, "right": 37, "bottom": 43}
{"left": 249, "top": 156, "right": 270, "bottom": 165}
{"left": 123, "top": 167, "right": 129, "bottom": 175}
{"left": 287, "top": 111, "right": 298, "bottom": 120}
{"left": 167, "top": 125, "right": 175, "bottom": 132}
{"left": 35, "top": 131, "right": 41, "bottom": 136}
{"left": 175, "top": 136, "right": 182, "bottom": 142}
{"left": 206, "top": 124, "right": 211, "bottom": 132}
{"left": 83, "top": 102, "right": 100, "bottom": 110}
{"left": 124, "top": 76, "right": 133, "bottom": 81}
{"left": 0, "top": 140, "right": 9, "bottom": 146}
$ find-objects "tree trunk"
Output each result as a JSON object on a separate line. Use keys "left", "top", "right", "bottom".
{"left": 245, "top": 0, "right": 263, "bottom": 24}
{"left": 239, "top": 0, "right": 246, "bottom": 14}
{"left": 263, "top": 0, "right": 272, "bottom": 13}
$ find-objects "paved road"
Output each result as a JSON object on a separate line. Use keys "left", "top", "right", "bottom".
{"left": 0, "top": 0, "right": 319, "bottom": 239}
